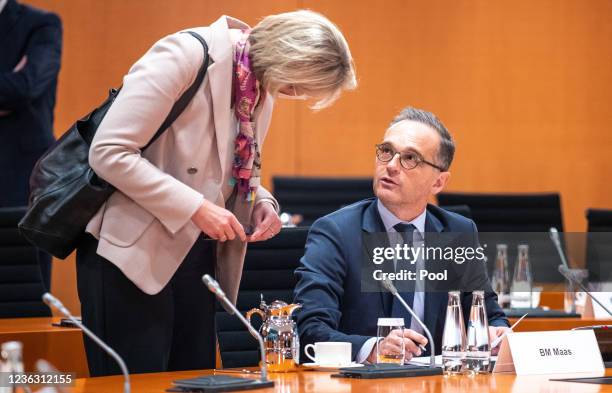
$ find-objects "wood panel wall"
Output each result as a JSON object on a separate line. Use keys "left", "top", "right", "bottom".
{"left": 22, "top": 0, "right": 612, "bottom": 313}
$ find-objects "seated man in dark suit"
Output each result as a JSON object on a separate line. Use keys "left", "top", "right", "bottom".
{"left": 294, "top": 107, "right": 510, "bottom": 364}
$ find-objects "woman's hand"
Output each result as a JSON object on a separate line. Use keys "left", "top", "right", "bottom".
{"left": 248, "top": 201, "right": 281, "bottom": 242}
{"left": 191, "top": 199, "right": 246, "bottom": 242}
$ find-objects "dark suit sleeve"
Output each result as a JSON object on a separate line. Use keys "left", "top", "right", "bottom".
{"left": 294, "top": 217, "right": 372, "bottom": 361}
{"left": 0, "top": 13, "right": 62, "bottom": 109}
{"left": 467, "top": 220, "right": 510, "bottom": 328}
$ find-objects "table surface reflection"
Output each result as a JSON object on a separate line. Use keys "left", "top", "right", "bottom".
{"left": 69, "top": 368, "right": 612, "bottom": 393}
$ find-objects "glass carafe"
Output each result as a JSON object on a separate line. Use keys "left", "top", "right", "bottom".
{"left": 441, "top": 291, "right": 467, "bottom": 375}
{"left": 491, "top": 244, "right": 510, "bottom": 308}
{"left": 510, "top": 244, "right": 532, "bottom": 308}
{"left": 465, "top": 291, "right": 491, "bottom": 374}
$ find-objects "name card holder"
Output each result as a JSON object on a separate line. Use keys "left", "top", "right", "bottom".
{"left": 493, "top": 330, "right": 605, "bottom": 375}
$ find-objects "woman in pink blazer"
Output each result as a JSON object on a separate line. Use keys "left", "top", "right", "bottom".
{"left": 77, "top": 10, "right": 356, "bottom": 376}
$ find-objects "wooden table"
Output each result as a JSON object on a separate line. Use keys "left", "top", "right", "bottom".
{"left": 68, "top": 368, "right": 612, "bottom": 393}
{"left": 510, "top": 317, "right": 612, "bottom": 332}
{"left": 1, "top": 313, "right": 608, "bottom": 385}
{"left": 0, "top": 316, "right": 89, "bottom": 377}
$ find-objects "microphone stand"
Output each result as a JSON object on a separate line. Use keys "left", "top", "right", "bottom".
{"left": 557, "top": 265, "right": 612, "bottom": 317}
{"left": 42, "top": 293, "right": 130, "bottom": 393}
{"left": 201, "top": 275, "right": 274, "bottom": 391}
{"left": 382, "top": 279, "right": 436, "bottom": 368}
{"left": 549, "top": 228, "right": 612, "bottom": 317}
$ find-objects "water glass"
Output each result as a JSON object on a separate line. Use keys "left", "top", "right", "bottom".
{"left": 376, "top": 318, "right": 405, "bottom": 364}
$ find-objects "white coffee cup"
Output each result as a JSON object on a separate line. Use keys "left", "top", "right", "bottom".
{"left": 304, "top": 342, "right": 352, "bottom": 366}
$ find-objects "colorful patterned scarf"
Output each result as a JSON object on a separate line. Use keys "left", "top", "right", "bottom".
{"left": 231, "top": 30, "right": 261, "bottom": 202}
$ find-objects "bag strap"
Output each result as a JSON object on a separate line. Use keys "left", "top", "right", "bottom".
{"left": 143, "top": 31, "right": 211, "bottom": 150}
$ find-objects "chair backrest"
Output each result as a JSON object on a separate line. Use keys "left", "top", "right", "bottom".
{"left": 0, "top": 207, "right": 51, "bottom": 318}
{"left": 216, "top": 227, "right": 308, "bottom": 368}
{"left": 437, "top": 192, "right": 564, "bottom": 232}
{"left": 587, "top": 209, "right": 612, "bottom": 233}
{"left": 437, "top": 192, "right": 565, "bottom": 283}
{"left": 439, "top": 204, "right": 472, "bottom": 219}
{"left": 586, "top": 209, "right": 612, "bottom": 283}
{"left": 273, "top": 177, "right": 373, "bottom": 226}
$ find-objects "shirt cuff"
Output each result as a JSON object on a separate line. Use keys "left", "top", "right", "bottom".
{"left": 356, "top": 337, "right": 378, "bottom": 364}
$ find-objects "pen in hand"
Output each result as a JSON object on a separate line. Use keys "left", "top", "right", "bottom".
{"left": 491, "top": 313, "right": 528, "bottom": 348}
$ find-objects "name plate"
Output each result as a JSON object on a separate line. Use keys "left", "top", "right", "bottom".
{"left": 493, "top": 330, "right": 604, "bottom": 375}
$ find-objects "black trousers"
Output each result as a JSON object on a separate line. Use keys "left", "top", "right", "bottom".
{"left": 76, "top": 234, "right": 217, "bottom": 377}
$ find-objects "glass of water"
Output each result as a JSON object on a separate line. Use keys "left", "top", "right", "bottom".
{"left": 376, "top": 318, "right": 405, "bottom": 364}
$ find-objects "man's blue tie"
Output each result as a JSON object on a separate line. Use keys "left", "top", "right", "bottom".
{"left": 390, "top": 223, "right": 416, "bottom": 326}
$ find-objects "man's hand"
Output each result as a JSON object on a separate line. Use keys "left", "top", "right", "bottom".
{"left": 191, "top": 199, "right": 246, "bottom": 242}
{"left": 247, "top": 201, "right": 281, "bottom": 242}
{"left": 366, "top": 329, "right": 428, "bottom": 363}
{"left": 489, "top": 326, "right": 512, "bottom": 355}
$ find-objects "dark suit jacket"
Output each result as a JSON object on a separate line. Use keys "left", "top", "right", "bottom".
{"left": 0, "top": 0, "right": 62, "bottom": 206}
{"left": 294, "top": 198, "right": 509, "bottom": 361}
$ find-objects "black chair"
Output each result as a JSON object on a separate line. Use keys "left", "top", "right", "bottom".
{"left": 437, "top": 192, "right": 565, "bottom": 283}
{"left": 586, "top": 209, "right": 612, "bottom": 283}
{"left": 437, "top": 192, "right": 564, "bottom": 232}
{"left": 587, "top": 209, "right": 612, "bottom": 232}
{"left": 0, "top": 207, "right": 51, "bottom": 318}
{"left": 273, "top": 176, "right": 373, "bottom": 226}
{"left": 439, "top": 204, "right": 472, "bottom": 219}
{"left": 216, "top": 227, "right": 308, "bottom": 368}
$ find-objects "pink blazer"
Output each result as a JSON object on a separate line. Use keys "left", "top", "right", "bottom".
{"left": 86, "top": 16, "right": 278, "bottom": 301}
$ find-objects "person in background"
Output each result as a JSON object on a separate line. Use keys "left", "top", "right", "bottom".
{"left": 78, "top": 10, "right": 357, "bottom": 376}
{"left": 294, "top": 107, "right": 510, "bottom": 364}
{"left": 0, "top": 0, "right": 62, "bottom": 291}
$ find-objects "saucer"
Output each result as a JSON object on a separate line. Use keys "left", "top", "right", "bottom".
{"left": 301, "top": 362, "right": 364, "bottom": 371}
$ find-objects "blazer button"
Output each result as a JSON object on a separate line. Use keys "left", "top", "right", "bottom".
{"left": 187, "top": 167, "right": 198, "bottom": 174}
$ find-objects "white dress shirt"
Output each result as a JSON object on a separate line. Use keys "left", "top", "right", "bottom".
{"left": 356, "top": 200, "right": 427, "bottom": 363}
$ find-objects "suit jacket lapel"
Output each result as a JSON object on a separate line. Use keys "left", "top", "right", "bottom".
{"left": 206, "top": 16, "right": 249, "bottom": 182}
{"left": 360, "top": 198, "right": 395, "bottom": 315}
{"left": 423, "top": 207, "right": 447, "bottom": 336}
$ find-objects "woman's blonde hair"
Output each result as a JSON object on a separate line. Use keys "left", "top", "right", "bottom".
{"left": 249, "top": 10, "right": 357, "bottom": 109}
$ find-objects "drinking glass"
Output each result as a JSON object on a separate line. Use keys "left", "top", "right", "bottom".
{"left": 376, "top": 318, "right": 405, "bottom": 364}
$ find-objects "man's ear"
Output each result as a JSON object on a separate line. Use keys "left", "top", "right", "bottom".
{"left": 431, "top": 171, "right": 451, "bottom": 195}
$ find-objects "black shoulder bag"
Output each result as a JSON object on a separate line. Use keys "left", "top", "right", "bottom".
{"left": 19, "top": 31, "right": 210, "bottom": 259}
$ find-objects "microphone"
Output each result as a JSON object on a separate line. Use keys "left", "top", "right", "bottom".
{"left": 42, "top": 293, "right": 130, "bottom": 393}
{"left": 549, "top": 227, "right": 570, "bottom": 269}
{"left": 548, "top": 228, "right": 612, "bottom": 317}
{"left": 381, "top": 279, "right": 436, "bottom": 368}
{"left": 202, "top": 275, "right": 272, "bottom": 386}
{"left": 202, "top": 274, "right": 236, "bottom": 316}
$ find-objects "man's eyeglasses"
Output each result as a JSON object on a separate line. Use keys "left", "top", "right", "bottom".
{"left": 375, "top": 144, "right": 445, "bottom": 171}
